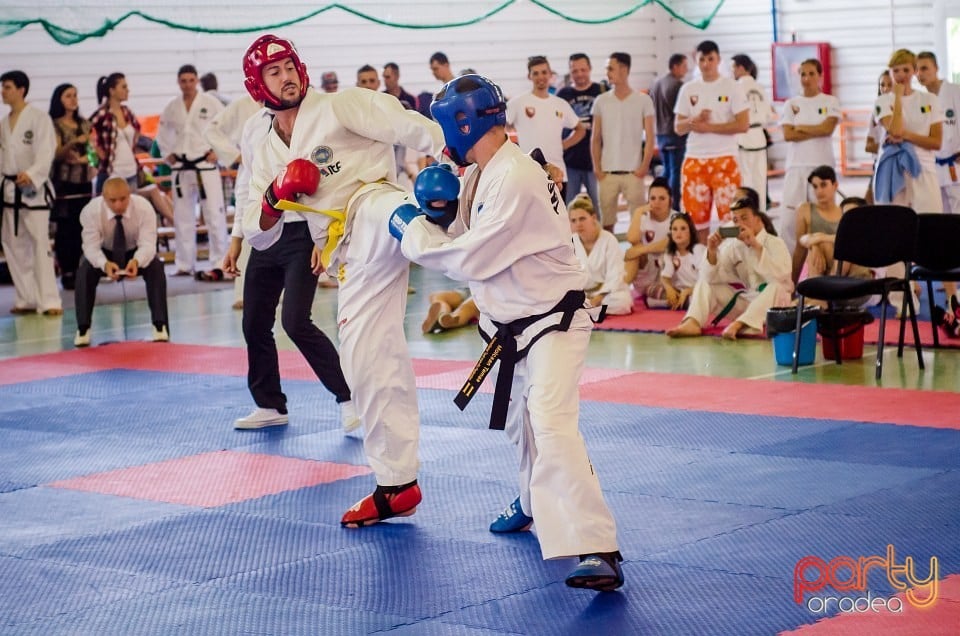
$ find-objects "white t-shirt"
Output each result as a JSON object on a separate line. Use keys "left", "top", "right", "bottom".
{"left": 674, "top": 76, "right": 748, "bottom": 158}
{"left": 506, "top": 92, "right": 579, "bottom": 180}
{"left": 736, "top": 75, "right": 773, "bottom": 151}
{"left": 930, "top": 81, "right": 960, "bottom": 185}
{"left": 780, "top": 93, "right": 841, "bottom": 169}
{"left": 591, "top": 90, "right": 656, "bottom": 171}
{"left": 661, "top": 243, "right": 707, "bottom": 289}
{"left": 876, "top": 90, "right": 944, "bottom": 171}
{"left": 111, "top": 124, "right": 139, "bottom": 180}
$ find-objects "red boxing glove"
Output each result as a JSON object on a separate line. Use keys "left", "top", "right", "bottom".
{"left": 262, "top": 158, "right": 321, "bottom": 219}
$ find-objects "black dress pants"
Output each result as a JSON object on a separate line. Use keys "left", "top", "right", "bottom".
{"left": 242, "top": 221, "right": 351, "bottom": 413}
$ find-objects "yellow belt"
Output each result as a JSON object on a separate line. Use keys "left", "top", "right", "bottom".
{"left": 274, "top": 199, "right": 345, "bottom": 270}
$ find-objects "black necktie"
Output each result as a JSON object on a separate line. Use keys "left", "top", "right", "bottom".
{"left": 113, "top": 215, "right": 127, "bottom": 269}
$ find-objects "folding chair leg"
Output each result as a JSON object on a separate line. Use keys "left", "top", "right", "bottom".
{"left": 927, "top": 280, "right": 939, "bottom": 349}
{"left": 875, "top": 296, "right": 887, "bottom": 381}
{"left": 791, "top": 298, "right": 804, "bottom": 374}
{"left": 907, "top": 288, "right": 925, "bottom": 370}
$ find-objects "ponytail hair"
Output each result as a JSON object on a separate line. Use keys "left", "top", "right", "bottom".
{"left": 97, "top": 72, "right": 125, "bottom": 104}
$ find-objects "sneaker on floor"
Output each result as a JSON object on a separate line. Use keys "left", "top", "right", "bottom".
{"left": 74, "top": 329, "right": 91, "bottom": 348}
{"left": 152, "top": 325, "right": 169, "bottom": 342}
{"left": 340, "top": 400, "right": 361, "bottom": 435}
{"left": 234, "top": 407, "right": 289, "bottom": 430}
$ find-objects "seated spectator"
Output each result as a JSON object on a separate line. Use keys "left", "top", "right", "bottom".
{"left": 658, "top": 212, "right": 707, "bottom": 310}
{"left": 666, "top": 196, "right": 792, "bottom": 340}
{"left": 568, "top": 194, "right": 633, "bottom": 314}
{"left": 73, "top": 177, "right": 169, "bottom": 347}
{"left": 421, "top": 289, "right": 479, "bottom": 334}
{"left": 624, "top": 177, "right": 673, "bottom": 304}
{"left": 792, "top": 165, "right": 844, "bottom": 283}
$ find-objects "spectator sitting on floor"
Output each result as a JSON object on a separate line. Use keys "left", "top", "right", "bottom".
{"left": 421, "top": 289, "right": 479, "bottom": 334}
{"left": 568, "top": 194, "right": 633, "bottom": 314}
{"left": 658, "top": 212, "right": 707, "bottom": 310}
{"left": 666, "top": 195, "right": 792, "bottom": 340}
{"left": 623, "top": 177, "right": 673, "bottom": 305}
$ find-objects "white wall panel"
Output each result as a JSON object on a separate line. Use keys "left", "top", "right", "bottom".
{"left": 0, "top": 2, "right": 669, "bottom": 119}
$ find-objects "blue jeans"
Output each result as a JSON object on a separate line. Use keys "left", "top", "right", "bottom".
{"left": 565, "top": 168, "right": 599, "bottom": 209}
{"left": 656, "top": 134, "right": 686, "bottom": 206}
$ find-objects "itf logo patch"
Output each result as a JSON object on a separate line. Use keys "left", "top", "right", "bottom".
{"left": 311, "top": 145, "right": 333, "bottom": 165}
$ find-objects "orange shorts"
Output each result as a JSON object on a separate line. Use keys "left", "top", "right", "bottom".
{"left": 681, "top": 156, "right": 742, "bottom": 228}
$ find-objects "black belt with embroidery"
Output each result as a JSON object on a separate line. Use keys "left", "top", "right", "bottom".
{"left": 455, "top": 289, "right": 586, "bottom": 430}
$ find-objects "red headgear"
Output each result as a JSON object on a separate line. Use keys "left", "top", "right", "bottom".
{"left": 242, "top": 34, "right": 309, "bottom": 110}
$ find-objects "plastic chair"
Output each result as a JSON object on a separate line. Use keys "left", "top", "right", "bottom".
{"left": 791, "top": 205, "right": 923, "bottom": 380}
{"left": 911, "top": 213, "right": 960, "bottom": 348}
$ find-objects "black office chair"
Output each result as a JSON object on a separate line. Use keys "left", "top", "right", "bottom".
{"left": 911, "top": 213, "right": 960, "bottom": 348}
{"left": 791, "top": 205, "right": 923, "bottom": 380}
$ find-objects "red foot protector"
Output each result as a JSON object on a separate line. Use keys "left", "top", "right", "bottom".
{"left": 341, "top": 480, "right": 421, "bottom": 528}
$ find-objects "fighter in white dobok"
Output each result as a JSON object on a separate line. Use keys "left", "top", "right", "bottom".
{"left": 390, "top": 75, "right": 624, "bottom": 592}
{"left": 239, "top": 35, "right": 445, "bottom": 527}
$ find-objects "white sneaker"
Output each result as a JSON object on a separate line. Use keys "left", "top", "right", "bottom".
{"left": 340, "top": 400, "right": 361, "bottom": 435}
{"left": 234, "top": 407, "right": 289, "bottom": 430}
{"left": 152, "top": 325, "right": 169, "bottom": 342}
{"left": 74, "top": 329, "right": 91, "bottom": 348}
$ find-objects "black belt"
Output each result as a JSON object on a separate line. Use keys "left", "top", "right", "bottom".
{"left": 171, "top": 154, "right": 217, "bottom": 199}
{"left": 455, "top": 290, "right": 586, "bottom": 430}
{"left": 749, "top": 123, "right": 764, "bottom": 128}
{"left": 606, "top": 171, "right": 630, "bottom": 175}
{"left": 2, "top": 174, "right": 52, "bottom": 236}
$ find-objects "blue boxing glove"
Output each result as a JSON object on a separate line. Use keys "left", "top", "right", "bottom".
{"left": 389, "top": 203, "right": 424, "bottom": 241}
{"left": 414, "top": 163, "right": 461, "bottom": 229}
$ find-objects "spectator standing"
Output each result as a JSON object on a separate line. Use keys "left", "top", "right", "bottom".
{"left": 556, "top": 53, "right": 604, "bottom": 208}
{"left": 731, "top": 54, "right": 774, "bottom": 212}
{"left": 205, "top": 93, "right": 261, "bottom": 309}
{"left": 321, "top": 72, "right": 339, "bottom": 94}
{"left": 674, "top": 40, "right": 749, "bottom": 243}
{"left": 650, "top": 53, "right": 688, "bottom": 205}
{"left": 506, "top": 55, "right": 583, "bottom": 201}
{"left": 779, "top": 58, "right": 840, "bottom": 255}
{"left": 49, "top": 83, "right": 95, "bottom": 291}
{"left": 156, "top": 64, "right": 229, "bottom": 278}
{"left": 0, "top": 70, "right": 61, "bottom": 315}
{"left": 591, "top": 52, "right": 656, "bottom": 233}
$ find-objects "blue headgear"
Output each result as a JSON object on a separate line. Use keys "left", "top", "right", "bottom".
{"left": 430, "top": 75, "right": 506, "bottom": 167}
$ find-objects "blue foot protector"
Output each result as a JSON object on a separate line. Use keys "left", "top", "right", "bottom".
{"left": 489, "top": 496, "right": 533, "bottom": 533}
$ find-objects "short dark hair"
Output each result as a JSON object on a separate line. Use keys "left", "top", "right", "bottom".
{"left": 569, "top": 52, "right": 591, "bottom": 66}
{"left": 430, "top": 52, "right": 449, "bottom": 66}
{"left": 696, "top": 40, "right": 720, "bottom": 57}
{"left": 527, "top": 55, "right": 549, "bottom": 72}
{"left": 0, "top": 70, "right": 29, "bottom": 96}
{"left": 917, "top": 51, "right": 939, "bottom": 67}
{"left": 801, "top": 58, "right": 822, "bottom": 75}
{"left": 807, "top": 165, "right": 837, "bottom": 184}
{"left": 731, "top": 54, "right": 757, "bottom": 79}
{"left": 357, "top": 64, "right": 377, "bottom": 75}
{"left": 384, "top": 62, "right": 400, "bottom": 73}
{"left": 610, "top": 52, "right": 632, "bottom": 70}
{"left": 178, "top": 64, "right": 198, "bottom": 77}
{"left": 200, "top": 72, "right": 217, "bottom": 91}
{"left": 668, "top": 54, "right": 687, "bottom": 69}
